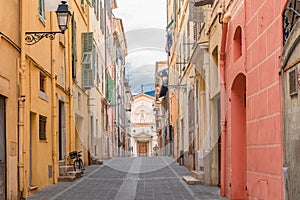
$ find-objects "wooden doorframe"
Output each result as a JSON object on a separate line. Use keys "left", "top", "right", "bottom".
{"left": 0, "top": 95, "right": 6, "bottom": 199}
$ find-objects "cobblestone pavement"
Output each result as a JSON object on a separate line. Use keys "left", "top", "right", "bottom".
{"left": 26, "top": 156, "right": 227, "bottom": 200}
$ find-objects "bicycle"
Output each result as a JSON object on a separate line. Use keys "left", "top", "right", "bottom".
{"left": 69, "top": 151, "right": 84, "bottom": 172}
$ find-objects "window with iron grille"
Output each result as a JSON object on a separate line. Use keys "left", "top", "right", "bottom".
{"left": 283, "top": 0, "right": 300, "bottom": 45}
{"left": 40, "top": 73, "right": 46, "bottom": 92}
{"left": 39, "top": 115, "right": 47, "bottom": 140}
{"left": 193, "top": 23, "right": 198, "bottom": 41}
{"left": 289, "top": 68, "right": 298, "bottom": 96}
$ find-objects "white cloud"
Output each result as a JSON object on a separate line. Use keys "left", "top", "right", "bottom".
{"left": 114, "top": 0, "right": 167, "bottom": 93}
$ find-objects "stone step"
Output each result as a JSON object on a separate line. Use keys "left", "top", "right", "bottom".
{"left": 91, "top": 159, "right": 103, "bottom": 165}
{"left": 59, "top": 165, "right": 74, "bottom": 176}
{"left": 58, "top": 160, "right": 66, "bottom": 166}
{"left": 182, "top": 176, "right": 203, "bottom": 185}
{"left": 191, "top": 170, "right": 204, "bottom": 180}
{"left": 58, "top": 176, "right": 76, "bottom": 182}
{"left": 67, "top": 171, "right": 82, "bottom": 178}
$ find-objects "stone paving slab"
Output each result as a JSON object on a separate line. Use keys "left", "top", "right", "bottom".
{"left": 26, "top": 157, "right": 227, "bottom": 200}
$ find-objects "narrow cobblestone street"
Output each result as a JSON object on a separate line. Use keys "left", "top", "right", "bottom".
{"left": 26, "top": 157, "right": 226, "bottom": 200}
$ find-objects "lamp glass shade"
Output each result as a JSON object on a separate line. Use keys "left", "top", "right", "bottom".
{"left": 56, "top": 1, "right": 71, "bottom": 32}
{"left": 153, "top": 108, "right": 157, "bottom": 115}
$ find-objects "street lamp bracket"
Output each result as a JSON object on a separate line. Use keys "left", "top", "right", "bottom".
{"left": 25, "top": 1, "right": 71, "bottom": 45}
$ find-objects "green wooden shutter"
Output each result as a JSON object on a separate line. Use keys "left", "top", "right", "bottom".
{"left": 173, "top": 0, "right": 176, "bottom": 23}
{"left": 96, "top": 0, "right": 100, "bottom": 20}
{"left": 107, "top": 74, "right": 114, "bottom": 103}
{"left": 82, "top": 32, "right": 94, "bottom": 89}
{"left": 82, "top": 32, "right": 93, "bottom": 53}
{"left": 72, "top": 14, "right": 77, "bottom": 78}
{"left": 106, "top": 0, "right": 111, "bottom": 17}
{"left": 100, "top": 1, "right": 104, "bottom": 32}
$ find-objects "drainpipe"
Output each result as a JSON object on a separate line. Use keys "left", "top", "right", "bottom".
{"left": 18, "top": 0, "right": 26, "bottom": 197}
{"left": 68, "top": 10, "right": 75, "bottom": 153}
{"left": 220, "top": 12, "right": 231, "bottom": 197}
{"left": 50, "top": 12, "right": 58, "bottom": 184}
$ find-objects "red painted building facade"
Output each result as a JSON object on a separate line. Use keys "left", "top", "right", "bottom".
{"left": 220, "top": 0, "right": 287, "bottom": 199}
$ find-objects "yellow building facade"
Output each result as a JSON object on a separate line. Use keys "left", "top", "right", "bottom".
{"left": 0, "top": 0, "right": 126, "bottom": 199}
{"left": 167, "top": 0, "right": 222, "bottom": 185}
{"left": 21, "top": 0, "right": 74, "bottom": 197}
{"left": 0, "top": 1, "right": 20, "bottom": 199}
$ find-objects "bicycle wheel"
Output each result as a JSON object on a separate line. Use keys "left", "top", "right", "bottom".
{"left": 73, "top": 160, "right": 81, "bottom": 171}
{"left": 79, "top": 159, "right": 84, "bottom": 170}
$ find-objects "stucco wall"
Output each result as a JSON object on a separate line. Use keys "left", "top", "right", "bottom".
{"left": 224, "top": 0, "right": 285, "bottom": 199}
{"left": 0, "top": 35, "right": 19, "bottom": 200}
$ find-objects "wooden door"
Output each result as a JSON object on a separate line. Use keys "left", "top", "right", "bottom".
{"left": 138, "top": 142, "right": 148, "bottom": 157}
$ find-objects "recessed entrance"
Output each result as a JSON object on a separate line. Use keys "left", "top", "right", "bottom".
{"left": 58, "top": 101, "right": 66, "bottom": 161}
{"left": 231, "top": 73, "right": 247, "bottom": 199}
{"left": 138, "top": 142, "right": 148, "bottom": 157}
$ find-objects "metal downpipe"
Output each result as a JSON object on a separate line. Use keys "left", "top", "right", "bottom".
{"left": 220, "top": 12, "right": 231, "bottom": 197}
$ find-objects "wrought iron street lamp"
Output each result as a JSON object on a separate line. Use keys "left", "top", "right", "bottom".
{"left": 25, "top": 1, "right": 71, "bottom": 45}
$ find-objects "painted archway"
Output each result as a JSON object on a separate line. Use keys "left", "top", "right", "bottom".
{"left": 231, "top": 73, "right": 247, "bottom": 199}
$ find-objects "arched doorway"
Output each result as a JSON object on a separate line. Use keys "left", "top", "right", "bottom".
{"left": 231, "top": 73, "right": 247, "bottom": 199}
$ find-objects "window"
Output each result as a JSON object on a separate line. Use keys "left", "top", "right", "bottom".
{"left": 40, "top": 73, "right": 46, "bottom": 92}
{"left": 193, "top": 23, "right": 198, "bottom": 41}
{"left": 100, "top": 1, "right": 104, "bottom": 32}
{"left": 289, "top": 68, "right": 298, "bottom": 96}
{"left": 96, "top": 0, "right": 100, "bottom": 20}
{"left": 39, "top": 115, "right": 47, "bottom": 140}
{"left": 78, "top": 92, "right": 81, "bottom": 110}
{"left": 60, "top": 66, "right": 64, "bottom": 85}
{"left": 38, "top": 0, "right": 45, "bottom": 22}
{"left": 82, "top": 53, "right": 92, "bottom": 64}
{"left": 189, "top": 3, "right": 204, "bottom": 23}
{"left": 283, "top": 0, "right": 300, "bottom": 45}
{"left": 233, "top": 26, "right": 242, "bottom": 62}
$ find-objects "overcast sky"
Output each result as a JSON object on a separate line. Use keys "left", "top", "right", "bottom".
{"left": 113, "top": 0, "right": 167, "bottom": 94}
